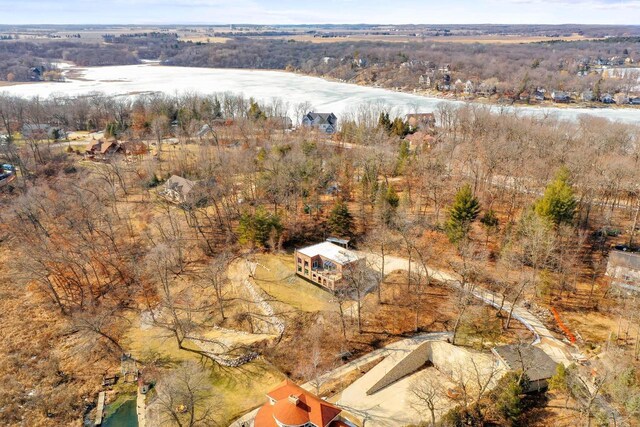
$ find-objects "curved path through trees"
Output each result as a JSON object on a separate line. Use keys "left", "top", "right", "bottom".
{"left": 366, "top": 253, "right": 582, "bottom": 365}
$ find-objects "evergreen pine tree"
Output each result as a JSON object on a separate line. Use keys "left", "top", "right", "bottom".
{"left": 248, "top": 99, "right": 266, "bottom": 121}
{"left": 445, "top": 184, "right": 481, "bottom": 243}
{"left": 391, "top": 117, "right": 409, "bottom": 137}
{"left": 327, "top": 200, "right": 354, "bottom": 237}
{"left": 534, "top": 167, "right": 577, "bottom": 226}
{"left": 378, "top": 112, "right": 392, "bottom": 133}
{"left": 494, "top": 371, "right": 525, "bottom": 423}
{"left": 238, "top": 207, "right": 282, "bottom": 248}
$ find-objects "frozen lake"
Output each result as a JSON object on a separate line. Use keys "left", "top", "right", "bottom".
{"left": 2, "top": 63, "right": 640, "bottom": 124}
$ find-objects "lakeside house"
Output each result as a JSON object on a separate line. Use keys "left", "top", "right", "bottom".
{"left": 601, "top": 93, "right": 615, "bottom": 104}
{"left": 294, "top": 241, "right": 363, "bottom": 291}
{"left": 254, "top": 380, "right": 352, "bottom": 427}
{"left": 581, "top": 90, "right": 594, "bottom": 102}
{"left": 419, "top": 73, "right": 433, "bottom": 87}
{"left": 551, "top": 91, "right": 571, "bottom": 103}
{"left": 492, "top": 345, "right": 558, "bottom": 393}
{"left": 302, "top": 112, "right": 338, "bottom": 134}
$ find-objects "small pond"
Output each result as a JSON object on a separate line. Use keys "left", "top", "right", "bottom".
{"left": 103, "top": 397, "right": 138, "bottom": 427}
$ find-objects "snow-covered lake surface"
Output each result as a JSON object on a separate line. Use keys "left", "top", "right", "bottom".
{"left": 2, "top": 64, "right": 640, "bottom": 124}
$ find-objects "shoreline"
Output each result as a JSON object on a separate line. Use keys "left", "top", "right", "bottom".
{"left": 289, "top": 69, "right": 639, "bottom": 112}
{"left": 3, "top": 62, "right": 639, "bottom": 113}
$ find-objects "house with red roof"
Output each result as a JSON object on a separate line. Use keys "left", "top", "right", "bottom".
{"left": 254, "top": 380, "right": 353, "bottom": 427}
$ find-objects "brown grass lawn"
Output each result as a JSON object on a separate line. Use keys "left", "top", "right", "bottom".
{"left": 212, "top": 359, "right": 285, "bottom": 423}
{"left": 252, "top": 253, "right": 338, "bottom": 312}
{"left": 124, "top": 317, "right": 284, "bottom": 424}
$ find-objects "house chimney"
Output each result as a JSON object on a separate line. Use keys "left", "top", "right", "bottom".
{"left": 288, "top": 394, "right": 300, "bottom": 406}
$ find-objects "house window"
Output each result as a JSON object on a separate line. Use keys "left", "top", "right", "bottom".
{"left": 313, "top": 260, "right": 318, "bottom": 268}
{"left": 298, "top": 257, "right": 302, "bottom": 264}
{"left": 298, "top": 265, "right": 302, "bottom": 273}
{"left": 304, "top": 269, "right": 309, "bottom": 275}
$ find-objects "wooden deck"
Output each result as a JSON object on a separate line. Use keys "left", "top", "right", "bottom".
{"left": 95, "top": 391, "right": 105, "bottom": 426}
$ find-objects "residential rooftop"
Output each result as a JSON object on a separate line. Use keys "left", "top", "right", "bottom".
{"left": 492, "top": 345, "right": 557, "bottom": 382}
{"left": 255, "top": 379, "right": 344, "bottom": 427}
{"left": 296, "top": 242, "right": 360, "bottom": 265}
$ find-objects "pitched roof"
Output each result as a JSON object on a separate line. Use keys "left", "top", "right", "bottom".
{"left": 255, "top": 380, "right": 341, "bottom": 427}
{"left": 100, "top": 141, "right": 119, "bottom": 154}
{"left": 297, "top": 242, "right": 360, "bottom": 265}
{"left": 608, "top": 249, "right": 640, "bottom": 271}
{"left": 306, "top": 112, "right": 337, "bottom": 126}
{"left": 165, "top": 175, "right": 196, "bottom": 196}
{"left": 492, "top": 345, "right": 558, "bottom": 382}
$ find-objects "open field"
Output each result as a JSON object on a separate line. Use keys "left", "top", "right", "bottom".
{"left": 263, "top": 33, "right": 600, "bottom": 44}
{"left": 178, "top": 35, "right": 230, "bottom": 44}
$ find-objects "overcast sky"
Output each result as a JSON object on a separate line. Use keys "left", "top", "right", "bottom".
{"left": 1, "top": 0, "right": 640, "bottom": 25}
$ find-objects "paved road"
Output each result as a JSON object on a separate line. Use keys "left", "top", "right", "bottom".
{"left": 365, "top": 253, "right": 626, "bottom": 425}
{"left": 366, "top": 253, "right": 581, "bottom": 366}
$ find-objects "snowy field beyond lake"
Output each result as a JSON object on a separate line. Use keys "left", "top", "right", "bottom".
{"left": 2, "top": 63, "right": 640, "bottom": 124}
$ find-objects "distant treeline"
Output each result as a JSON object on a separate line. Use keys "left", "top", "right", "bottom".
{"left": 2, "top": 33, "right": 640, "bottom": 96}
{"left": 163, "top": 38, "right": 640, "bottom": 96}
{"left": 0, "top": 41, "right": 138, "bottom": 81}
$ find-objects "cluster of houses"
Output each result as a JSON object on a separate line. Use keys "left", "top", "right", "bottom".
{"left": 552, "top": 90, "right": 640, "bottom": 105}
{"left": 418, "top": 73, "right": 640, "bottom": 105}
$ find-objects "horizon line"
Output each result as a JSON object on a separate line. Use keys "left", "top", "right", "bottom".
{"left": 2, "top": 22, "right": 640, "bottom": 27}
